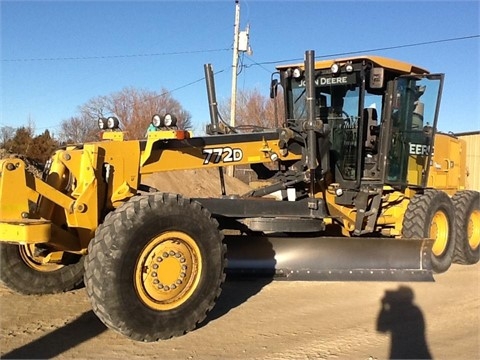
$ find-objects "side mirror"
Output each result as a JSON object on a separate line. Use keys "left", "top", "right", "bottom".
{"left": 270, "top": 79, "right": 279, "bottom": 99}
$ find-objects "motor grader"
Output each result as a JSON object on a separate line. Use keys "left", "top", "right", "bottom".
{"left": 0, "top": 50, "right": 478, "bottom": 342}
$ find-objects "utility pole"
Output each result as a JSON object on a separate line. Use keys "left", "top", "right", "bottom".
{"left": 228, "top": 0, "right": 251, "bottom": 177}
{"left": 230, "top": 0, "right": 241, "bottom": 128}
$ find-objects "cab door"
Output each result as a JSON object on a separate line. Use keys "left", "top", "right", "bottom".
{"left": 383, "top": 74, "right": 444, "bottom": 189}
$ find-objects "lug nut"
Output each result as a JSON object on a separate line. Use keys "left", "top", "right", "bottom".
{"left": 152, "top": 272, "right": 157, "bottom": 277}
{"left": 152, "top": 264, "right": 159, "bottom": 269}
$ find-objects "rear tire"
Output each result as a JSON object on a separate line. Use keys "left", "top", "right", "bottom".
{"left": 452, "top": 191, "right": 480, "bottom": 264}
{"left": 84, "top": 193, "right": 226, "bottom": 342}
{"left": 402, "top": 190, "right": 456, "bottom": 273}
{"left": 0, "top": 243, "right": 84, "bottom": 295}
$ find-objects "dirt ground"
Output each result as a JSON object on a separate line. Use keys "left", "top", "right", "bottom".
{"left": 0, "top": 170, "right": 479, "bottom": 359}
{"left": 0, "top": 264, "right": 478, "bottom": 360}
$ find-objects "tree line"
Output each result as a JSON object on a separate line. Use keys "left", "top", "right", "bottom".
{"left": 1, "top": 86, "right": 281, "bottom": 164}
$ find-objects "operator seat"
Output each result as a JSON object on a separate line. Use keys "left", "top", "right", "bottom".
{"left": 364, "top": 107, "right": 378, "bottom": 153}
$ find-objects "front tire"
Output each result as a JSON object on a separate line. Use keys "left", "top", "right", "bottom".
{"left": 402, "top": 190, "right": 456, "bottom": 273}
{"left": 84, "top": 193, "right": 226, "bottom": 342}
{"left": 452, "top": 191, "right": 480, "bottom": 264}
{"left": 0, "top": 243, "right": 84, "bottom": 295}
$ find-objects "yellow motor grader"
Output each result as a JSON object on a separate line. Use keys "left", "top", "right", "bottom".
{"left": 0, "top": 50, "right": 478, "bottom": 342}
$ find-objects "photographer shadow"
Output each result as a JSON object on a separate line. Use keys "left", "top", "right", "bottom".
{"left": 376, "top": 286, "right": 432, "bottom": 359}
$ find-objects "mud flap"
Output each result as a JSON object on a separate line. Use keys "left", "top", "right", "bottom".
{"left": 224, "top": 235, "right": 434, "bottom": 282}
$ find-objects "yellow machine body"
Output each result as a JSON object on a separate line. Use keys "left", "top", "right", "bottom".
{"left": 0, "top": 50, "right": 478, "bottom": 342}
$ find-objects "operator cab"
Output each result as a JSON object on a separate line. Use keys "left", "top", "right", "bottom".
{"left": 275, "top": 56, "right": 444, "bottom": 195}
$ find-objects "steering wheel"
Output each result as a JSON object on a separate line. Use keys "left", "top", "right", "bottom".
{"left": 341, "top": 110, "right": 352, "bottom": 124}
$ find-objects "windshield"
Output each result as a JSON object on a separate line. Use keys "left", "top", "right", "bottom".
{"left": 288, "top": 72, "right": 383, "bottom": 181}
{"left": 289, "top": 75, "right": 358, "bottom": 180}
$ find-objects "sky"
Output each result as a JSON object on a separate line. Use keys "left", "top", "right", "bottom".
{"left": 1, "top": 0, "right": 479, "bottom": 136}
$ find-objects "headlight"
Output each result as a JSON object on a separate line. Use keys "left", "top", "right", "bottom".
{"left": 345, "top": 63, "right": 354, "bottom": 73}
{"left": 98, "top": 118, "right": 107, "bottom": 130}
{"left": 331, "top": 63, "right": 340, "bottom": 74}
{"left": 151, "top": 114, "right": 162, "bottom": 127}
{"left": 164, "top": 113, "right": 177, "bottom": 127}
{"left": 292, "top": 68, "right": 303, "bottom": 79}
{"left": 107, "top": 116, "right": 119, "bottom": 129}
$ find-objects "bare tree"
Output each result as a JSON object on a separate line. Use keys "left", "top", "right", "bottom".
{"left": 219, "top": 88, "right": 284, "bottom": 131}
{"left": 59, "top": 87, "right": 192, "bottom": 141}
{"left": 58, "top": 115, "right": 99, "bottom": 144}
{"left": 0, "top": 126, "right": 15, "bottom": 148}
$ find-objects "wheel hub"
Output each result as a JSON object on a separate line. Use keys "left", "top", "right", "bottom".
{"left": 135, "top": 231, "right": 202, "bottom": 311}
{"left": 468, "top": 209, "right": 480, "bottom": 250}
{"left": 431, "top": 210, "right": 449, "bottom": 257}
{"left": 19, "top": 244, "right": 63, "bottom": 272}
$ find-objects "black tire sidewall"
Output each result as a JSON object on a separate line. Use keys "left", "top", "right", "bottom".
{"left": 403, "top": 190, "right": 456, "bottom": 273}
{"left": 452, "top": 191, "right": 480, "bottom": 264}
{"left": 0, "top": 243, "right": 84, "bottom": 295}
{"left": 86, "top": 194, "right": 225, "bottom": 341}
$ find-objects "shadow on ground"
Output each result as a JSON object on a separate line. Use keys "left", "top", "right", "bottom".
{"left": 376, "top": 285, "right": 432, "bottom": 359}
{"left": 1, "top": 311, "right": 107, "bottom": 359}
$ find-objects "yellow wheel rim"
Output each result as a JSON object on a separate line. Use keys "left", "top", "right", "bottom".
{"left": 19, "top": 245, "right": 63, "bottom": 272}
{"left": 431, "top": 210, "right": 449, "bottom": 256}
{"left": 467, "top": 209, "right": 480, "bottom": 251}
{"left": 134, "top": 231, "right": 202, "bottom": 311}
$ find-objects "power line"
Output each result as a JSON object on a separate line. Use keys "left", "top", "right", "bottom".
{"left": 1, "top": 48, "right": 231, "bottom": 62}
{"left": 2, "top": 34, "right": 477, "bottom": 64}
{"left": 253, "top": 34, "right": 480, "bottom": 66}
{"left": 3, "top": 34, "right": 477, "bottom": 132}
{"left": 142, "top": 68, "right": 228, "bottom": 103}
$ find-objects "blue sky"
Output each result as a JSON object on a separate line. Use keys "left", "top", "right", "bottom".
{"left": 1, "top": 0, "right": 479, "bottom": 136}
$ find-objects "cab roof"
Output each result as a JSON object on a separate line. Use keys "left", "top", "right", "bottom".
{"left": 276, "top": 55, "right": 429, "bottom": 75}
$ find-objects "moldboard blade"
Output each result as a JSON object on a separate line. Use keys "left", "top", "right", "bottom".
{"left": 224, "top": 235, "right": 434, "bottom": 282}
